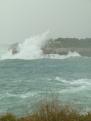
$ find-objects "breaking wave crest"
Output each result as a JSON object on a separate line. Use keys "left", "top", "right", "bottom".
{"left": 1, "top": 32, "right": 81, "bottom": 60}
{"left": 54, "top": 77, "right": 91, "bottom": 94}
{"left": 44, "top": 51, "right": 80, "bottom": 59}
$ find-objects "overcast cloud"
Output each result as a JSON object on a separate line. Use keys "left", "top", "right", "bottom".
{"left": 0, "top": 0, "right": 91, "bottom": 44}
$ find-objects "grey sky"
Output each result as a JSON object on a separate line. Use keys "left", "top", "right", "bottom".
{"left": 0, "top": 0, "right": 91, "bottom": 44}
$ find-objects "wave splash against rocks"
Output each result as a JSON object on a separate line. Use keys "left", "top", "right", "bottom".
{"left": 1, "top": 32, "right": 91, "bottom": 60}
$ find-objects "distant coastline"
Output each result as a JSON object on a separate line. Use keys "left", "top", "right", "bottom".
{"left": 43, "top": 38, "right": 91, "bottom": 56}
{"left": 7, "top": 37, "right": 91, "bottom": 60}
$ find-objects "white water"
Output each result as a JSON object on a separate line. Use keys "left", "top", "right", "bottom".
{"left": 1, "top": 32, "right": 80, "bottom": 60}
{"left": 44, "top": 51, "right": 80, "bottom": 59}
{"left": 54, "top": 77, "right": 91, "bottom": 94}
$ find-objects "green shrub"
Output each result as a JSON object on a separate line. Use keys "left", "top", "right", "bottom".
{"left": 0, "top": 101, "right": 91, "bottom": 121}
{"left": 0, "top": 113, "right": 16, "bottom": 121}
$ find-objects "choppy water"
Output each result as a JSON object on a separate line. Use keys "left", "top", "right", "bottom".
{"left": 0, "top": 32, "right": 91, "bottom": 115}
{"left": 0, "top": 57, "right": 91, "bottom": 115}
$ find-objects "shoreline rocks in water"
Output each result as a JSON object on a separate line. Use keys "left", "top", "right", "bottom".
{"left": 9, "top": 37, "right": 91, "bottom": 56}
{"left": 43, "top": 38, "right": 91, "bottom": 56}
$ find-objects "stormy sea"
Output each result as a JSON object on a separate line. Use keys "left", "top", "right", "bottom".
{"left": 0, "top": 32, "right": 91, "bottom": 116}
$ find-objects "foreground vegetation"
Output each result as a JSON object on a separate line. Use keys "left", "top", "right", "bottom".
{"left": 0, "top": 101, "right": 91, "bottom": 121}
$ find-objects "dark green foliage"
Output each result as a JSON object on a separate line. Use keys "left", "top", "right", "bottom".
{"left": 0, "top": 113, "right": 16, "bottom": 121}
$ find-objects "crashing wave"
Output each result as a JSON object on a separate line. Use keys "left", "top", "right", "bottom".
{"left": 1, "top": 32, "right": 81, "bottom": 60}
{"left": 1, "top": 32, "right": 49, "bottom": 60}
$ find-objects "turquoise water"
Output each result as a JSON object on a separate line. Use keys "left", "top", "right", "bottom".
{"left": 0, "top": 57, "right": 91, "bottom": 115}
